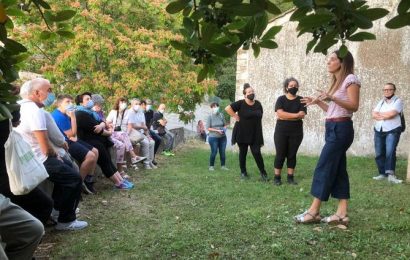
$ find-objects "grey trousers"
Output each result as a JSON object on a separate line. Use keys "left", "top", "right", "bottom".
{"left": 140, "top": 136, "right": 155, "bottom": 165}
{"left": 163, "top": 130, "right": 175, "bottom": 151}
{"left": 0, "top": 194, "right": 44, "bottom": 260}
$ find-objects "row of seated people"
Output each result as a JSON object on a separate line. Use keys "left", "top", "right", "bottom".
{"left": 0, "top": 77, "right": 176, "bottom": 239}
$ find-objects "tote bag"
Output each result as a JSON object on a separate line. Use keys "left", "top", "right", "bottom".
{"left": 4, "top": 127, "right": 49, "bottom": 195}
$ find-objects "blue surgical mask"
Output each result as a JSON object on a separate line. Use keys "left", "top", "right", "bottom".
{"left": 85, "top": 100, "right": 94, "bottom": 109}
{"left": 42, "top": 92, "right": 56, "bottom": 107}
{"left": 65, "top": 104, "right": 75, "bottom": 112}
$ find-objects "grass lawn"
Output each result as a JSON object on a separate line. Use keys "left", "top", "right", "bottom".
{"left": 40, "top": 141, "right": 410, "bottom": 259}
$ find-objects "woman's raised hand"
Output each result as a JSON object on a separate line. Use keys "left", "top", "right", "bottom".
{"left": 300, "top": 96, "right": 317, "bottom": 107}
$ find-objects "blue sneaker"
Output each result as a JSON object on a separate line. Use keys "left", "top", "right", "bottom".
{"left": 115, "top": 181, "right": 132, "bottom": 190}
{"left": 123, "top": 179, "right": 135, "bottom": 188}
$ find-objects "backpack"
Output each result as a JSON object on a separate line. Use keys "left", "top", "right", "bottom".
{"left": 400, "top": 112, "right": 405, "bottom": 132}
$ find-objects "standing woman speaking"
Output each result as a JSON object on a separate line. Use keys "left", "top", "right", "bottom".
{"left": 273, "top": 77, "right": 307, "bottom": 186}
{"left": 295, "top": 50, "right": 360, "bottom": 225}
{"left": 225, "top": 83, "right": 268, "bottom": 181}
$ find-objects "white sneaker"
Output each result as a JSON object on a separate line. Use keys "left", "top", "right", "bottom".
{"left": 388, "top": 175, "right": 403, "bottom": 184}
{"left": 209, "top": 166, "right": 215, "bottom": 171}
{"left": 373, "top": 174, "right": 387, "bottom": 180}
{"left": 221, "top": 166, "right": 229, "bottom": 171}
{"left": 150, "top": 162, "right": 158, "bottom": 169}
{"left": 144, "top": 164, "right": 152, "bottom": 170}
{"left": 131, "top": 156, "right": 146, "bottom": 164}
{"left": 55, "top": 219, "right": 88, "bottom": 231}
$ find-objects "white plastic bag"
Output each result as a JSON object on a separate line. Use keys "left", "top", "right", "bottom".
{"left": 4, "top": 128, "right": 49, "bottom": 195}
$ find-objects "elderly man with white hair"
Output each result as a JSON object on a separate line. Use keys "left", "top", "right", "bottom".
{"left": 17, "top": 78, "right": 88, "bottom": 231}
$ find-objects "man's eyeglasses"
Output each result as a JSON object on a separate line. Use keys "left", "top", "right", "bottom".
{"left": 383, "top": 89, "right": 394, "bottom": 92}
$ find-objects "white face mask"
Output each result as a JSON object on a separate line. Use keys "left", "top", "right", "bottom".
{"left": 133, "top": 105, "right": 140, "bottom": 112}
{"left": 146, "top": 105, "right": 152, "bottom": 111}
{"left": 158, "top": 109, "right": 165, "bottom": 114}
{"left": 119, "top": 103, "right": 127, "bottom": 111}
{"left": 212, "top": 107, "right": 219, "bottom": 114}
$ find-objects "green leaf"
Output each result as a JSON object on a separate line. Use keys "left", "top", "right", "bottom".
{"left": 398, "top": 0, "right": 410, "bottom": 15}
{"left": 306, "top": 37, "right": 318, "bottom": 54}
{"left": 207, "top": 44, "right": 235, "bottom": 57}
{"left": 183, "top": 17, "right": 195, "bottom": 32}
{"left": 313, "top": 30, "right": 337, "bottom": 53}
{"left": 338, "top": 44, "right": 348, "bottom": 58}
{"left": 225, "top": 19, "right": 247, "bottom": 30}
{"left": 252, "top": 42, "right": 260, "bottom": 58}
{"left": 293, "top": 0, "right": 313, "bottom": 8}
{"left": 259, "top": 40, "right": 278, "bottom": 49}
{"left": 356, "top": 8, "right": 389, "bottom": 21}
{"left": 290, "top": 7, "right": 310, "bottom": 21}
{"left": 385, "top": 13, "right": 410, "bottom": 29}
{"left": 52, "top": 10, "right": 76, "bottom": 22}
{"left": 13, "top": 53, "right": 29, "bottom": 63}
{"left": 169, "top": 40, "right": 189, "bottom": 52}
{"left": 315, "top": 0, "right": 329, "bottom": 6}
{"left": 201, "top": 23, "right": 218, "bottom": 44}
{"left": 225, "top": 33, "right": 240, "bottom": 44}
{"left": 298, "top": 13, "right": 334, "bottom": 30}
{"left": 166, "top": 0, "right": 191, "bottom": 14}
{"left": 197, "top": 65, "right": 208, "bottom": 83}
{"left": 348, "top": 31, "right": 376, "bottom": 41}
{"left": 4, "top": 18, "right": 13, "bottom": 29}
{"left": 56, "top": 30, "right": 75, "bottom": 39}
{"left": 3, "top": 38, "right": 27, "bottom": 54}
{"left": 32, "top": 0, "right": 51, "bottom": 9}
{"left": 351, "top": 12, "right": 373, "bottom": 29}
{"left": 39, "top": 30, "right": 52, "bottom": 40}
{"left": 182, "top": 6, "right": 192, "bottom": 17}
{"left": 254, "top": 12, "right": 268, "bottom": 37}
{"left": 351, "top": 0, "right": 367, "bottom": 9}
{"left": 261, "top": 25, "right": 282, "bottom": 40}
{"left": 5, "top": 7, "right": 24, "bottom": 16}
{"left": 228, "top": 3, "right": 264, "bottom": 16}
{"left": 266, "top": 1, "right": 282, "bottom": 15}
{"left": 0, "top": 24, "right": 6, "bottom": 41}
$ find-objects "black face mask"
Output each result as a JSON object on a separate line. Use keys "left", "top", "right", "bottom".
{"left": 287, "top": 87, "right": 298, "bottom": 96}
{"left": 246, "top": 94, "right": 255, "bottom": 100}
{"left": 386, "top": 94, "right": 394, "bottom": 100}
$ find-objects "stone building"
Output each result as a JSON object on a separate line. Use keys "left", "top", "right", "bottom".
{"left": 235, "top": 0, "right": 409, "bottom": 157}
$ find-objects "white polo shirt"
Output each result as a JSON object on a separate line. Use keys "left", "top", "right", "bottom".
{"left": 373, "top": 96, "right": 403, "bottom": 132}
{"left": 127, "top": 109, "right": 146, "bottom": 134}
{"left": 16, "top": 99, "right": 48, "bottom": 163}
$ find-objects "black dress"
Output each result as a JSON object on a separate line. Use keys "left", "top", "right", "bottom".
{"left": 230, "top": 99, "right": 264, "bottom": 145}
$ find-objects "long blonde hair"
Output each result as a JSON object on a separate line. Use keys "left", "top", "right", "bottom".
{"left": 328, "top": 50, "right": 354, "bottom": 95}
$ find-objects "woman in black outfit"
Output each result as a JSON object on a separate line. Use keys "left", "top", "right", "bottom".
{"left": 273, "top": 77, "right": 306, "bottom": 186}
{"left": 225, "top": 83, "right": 268, "bottom": 181}
{"left": 75, "top": 92, "right": 133, "bottom": 190}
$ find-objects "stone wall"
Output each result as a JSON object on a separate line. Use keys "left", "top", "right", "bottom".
{"left": 235, "top": 0, "right": 410, "bottom": 156}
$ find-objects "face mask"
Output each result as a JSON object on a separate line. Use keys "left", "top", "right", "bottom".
{"left": 85, "top": 100, "right": 94, "bottom": 109}
{"left": 119, "top": 103, "right": 127, "bottom": 111}
{"left": 212, "top": 107, "right": 219, "bottom": 114}
{"left": 385, "top": 94, "right": 394, "bottom": 100}
{"left": 158, "top": 109, "right": 165, "bottom": 114}
{"left": 133, "top": 105, "right": 140, "bottom": 112}
{"left": 287, "top": 87, "right": 298, "bottom": 96}
{"left": 246, "top": 94, "right": 255, "bottom": 101}
{"left": 42, "top": 92, "right": 55, "bottom": 107}
{"left": 65, "top": 103, "right": 75, "bottom": 112}
{"left": 146, "top": 105, "right": 152, "bottom": 111}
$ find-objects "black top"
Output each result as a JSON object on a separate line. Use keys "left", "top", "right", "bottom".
{"left": 230, "top": 99, "right": 264, "bottom": 145}
{"left": 75, "top": 110, "right": 113, "bottom": 147}
{"left": 145, "top": 110, "right": 154, "bottom": 129}
{"left": 274, "top": 95, "right": 306, "bottom": 134}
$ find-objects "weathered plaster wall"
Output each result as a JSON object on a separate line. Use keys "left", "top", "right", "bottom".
{"left": 236, "top": 0, "right": 410, "bottom": 156}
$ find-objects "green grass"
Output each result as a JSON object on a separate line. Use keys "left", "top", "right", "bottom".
{"left": 45, "top": 141, "right": 410, "bottom": 259}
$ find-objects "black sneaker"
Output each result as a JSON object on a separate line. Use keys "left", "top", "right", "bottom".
{"left": 240, "top": 172, "right": 249, "bottom": 180}
{"left": 260, "top": 173, "right": 269, "bottom": 182}
{"left": 152, "top": 160, "right": 158, "bottom": 166}
{"left": 287, "top": 175, "right": 298, "bottom": 185}
{"left": 273, "top": 176, "right": 282, "bottom": 186}
{"left": 84, "top": 181, "right": 96, "bottom": 194}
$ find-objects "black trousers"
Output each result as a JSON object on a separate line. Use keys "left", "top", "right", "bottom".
{"left": 274, "top": 131, "right": 303, "bottom": 169}
{"left": 238, "top": 143, "right": 266, "bottom": 174}
{"left": 83, "top": 139, "right": 117, "bottom": 178}
{"left": 44, "top": 157, "right": 82, "bottom": 223}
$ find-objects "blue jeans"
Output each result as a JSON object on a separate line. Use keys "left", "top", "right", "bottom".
{"left": 374, "top": 127, "right": 401, "bottom": 176}
{"left": 208, "top": 136, "right": 227, "bottom": 167}
{"left": 311, "top": 121, "right": 354, "bottom": 201}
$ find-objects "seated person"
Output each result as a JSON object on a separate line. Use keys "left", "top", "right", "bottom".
{"left": 141, "top": 100, "right": 160, "bottom": 164}
{"left": 52, "top": 94, "right": 98, "bottom": 194}
{"left": 197, "top": 120, "right": 207, "bottom": 142}
{"left": 0, "top": 194, "right": 44, "bottom": 260}
{"left": 74, "top": 92, "right": 134, "bottom": 190}
{"left": 152, "top": 103, "right": 175, "bottom": 156}
{"left": 127, "top": 99, "right": 157, "bottom": 169}
{"left": 17, "top": 78, "right": 87, "bottom": 231}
